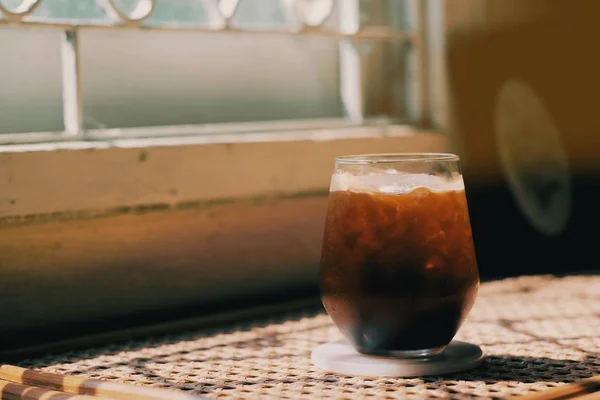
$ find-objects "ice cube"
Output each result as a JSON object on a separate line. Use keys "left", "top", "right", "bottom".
{"left": 330, "top": 172, "right": 464, "bottom": 193}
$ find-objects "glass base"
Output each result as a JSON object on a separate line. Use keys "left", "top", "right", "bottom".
{"left": 312, "top": 340, "right": 484, "bottom": 377}
{"left": 356, "top": 345, "right": 447, "bottom": 358}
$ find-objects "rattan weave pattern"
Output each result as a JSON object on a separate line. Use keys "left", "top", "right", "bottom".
{"left": 20, "top": 275, "right": 600, "bottom": 399}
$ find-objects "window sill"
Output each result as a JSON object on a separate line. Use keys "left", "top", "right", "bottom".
{"left": 0, "top": 124, "right": 447, "bottom": 219}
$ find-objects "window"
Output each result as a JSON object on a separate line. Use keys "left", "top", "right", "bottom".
{"left": 0, "top": 0, "right": 448, "bottom": 347}
{"left": 0, "top": 0, "right": 441, "bottom": 142}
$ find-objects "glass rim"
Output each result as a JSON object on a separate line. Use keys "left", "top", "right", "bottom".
{"left": 335, "top": 153, "right": 460, "bottom": 164}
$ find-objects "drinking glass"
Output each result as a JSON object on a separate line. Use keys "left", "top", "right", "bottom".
{"left": 320, "top": 153, "right": 480, "bottom": 357}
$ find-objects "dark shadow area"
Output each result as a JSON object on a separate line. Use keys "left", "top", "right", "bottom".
{"left": 16, "top": 307, "right": 327, "bottom": 368}
{"left": 466, "top": 180, "right": 600, "bottom": 279}
{"left": 0, "top": 291, "right": 321, "bottom": 362}
{"left": 439, "top": 355, "right": 598, "bottom": 384}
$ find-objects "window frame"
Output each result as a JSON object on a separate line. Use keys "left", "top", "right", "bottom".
{"left": 0, "top": 0, "right": 441, "bottom": 140}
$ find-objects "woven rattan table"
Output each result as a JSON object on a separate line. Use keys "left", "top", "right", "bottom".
{"left": 19, "top": 275, "right": 600, "bottom": 399}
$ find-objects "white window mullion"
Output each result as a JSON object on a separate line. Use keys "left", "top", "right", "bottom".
{"left": 61, "top": 29, "right": 83, "bottom": 136}
{"left": 338, "top": 0, "right": 364, "bottom": 124}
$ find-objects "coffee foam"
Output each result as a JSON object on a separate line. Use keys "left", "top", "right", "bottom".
{"left": 330, "top": 172, "right": 465, "bottom": 194}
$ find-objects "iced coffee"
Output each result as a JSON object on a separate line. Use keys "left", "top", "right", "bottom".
{"left": 320, "top": 154, "right": 479, "bottom": 357}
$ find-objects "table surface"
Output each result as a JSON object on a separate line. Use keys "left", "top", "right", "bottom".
{"left": 20, "top": 274, "right": 600, "bottom": 399}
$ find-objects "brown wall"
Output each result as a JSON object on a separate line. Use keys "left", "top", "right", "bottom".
{"left": 442, "top": 1, "right": 600, "bottom": 278}
{"left": 445, "top": 0, "right": 600, "bottom": 181}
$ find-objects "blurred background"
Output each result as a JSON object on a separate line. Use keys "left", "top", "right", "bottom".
{"left": 0, "top": 0, "right": 598, "bottom": 356}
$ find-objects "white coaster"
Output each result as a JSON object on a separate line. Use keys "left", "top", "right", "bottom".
{"left": 311, "top": 340, "right": 485, "bottom": 378}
